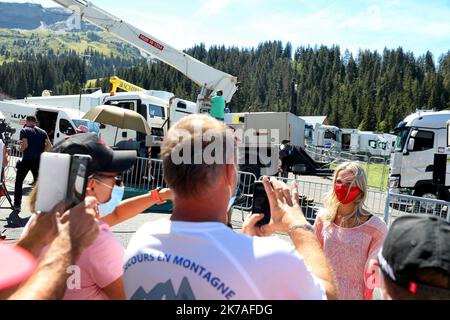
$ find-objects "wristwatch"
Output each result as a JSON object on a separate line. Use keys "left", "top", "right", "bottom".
{"left": 150, "top": 187, "right": 166, "bottom": 205}
{"left": 287, "top": 223, "right": 315, "bottom": 235}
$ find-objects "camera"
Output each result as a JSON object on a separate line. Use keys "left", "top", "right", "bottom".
{"left": 0, "top": 119, "right": 17, "bottom": 145}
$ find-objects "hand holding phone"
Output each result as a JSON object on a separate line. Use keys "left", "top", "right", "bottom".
{"left": 35, "top": 153, "right": 91, "bottom": 213}
{"left": 65, "top": 155, "right": 91, "bottom": 207}
{"left": 252, "top": 181, "right": 271, "bottom": 226}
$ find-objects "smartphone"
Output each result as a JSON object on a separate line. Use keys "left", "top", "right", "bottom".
{"left": 65, "top": 154, "right": 91, "bottom": 207}
{"left": 35, "top": 152, "right": 71, "bottom": 213}
{"left": 252, "top": 181, "right": 271, "bottom": 226}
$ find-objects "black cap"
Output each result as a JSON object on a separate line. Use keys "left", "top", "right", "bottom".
{"left": 379, "top": 215, "right": 450, "bottom": 297}
{"left": 52, "top": 133, "right": 137, "bottom": 174}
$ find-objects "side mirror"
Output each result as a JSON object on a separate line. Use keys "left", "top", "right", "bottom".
{"left": 407, "top": 138, "right": 415, "bottom": 151}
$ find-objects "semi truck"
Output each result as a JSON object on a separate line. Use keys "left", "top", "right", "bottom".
{"left": 390, "top": 110, "right": 450, "bottom": 200}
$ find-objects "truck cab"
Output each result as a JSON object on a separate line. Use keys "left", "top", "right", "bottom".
{"left": 313, "top": 124, "right": 341, "bottom": 149}
{"left": 101, "top": 93, "right": 168, "bottom": 157}
{"left": 390, "top": 110, "right": 450, "bottom": 200}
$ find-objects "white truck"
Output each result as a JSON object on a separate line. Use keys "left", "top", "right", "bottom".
{"left": 381, "top": 133, "right": 397, "bottom": 155}
{"left": 0, "top": 101, "right": 100, "bottom": 145}
{"left": 389, "top": 110, "right": 450, "bottom": 199}
{"left": 225, "top": 112, "right": 303, "bottom": 177}
{"left": 340, "top": 128, "right": 360, "bottom": 153}
{"left": 339, "top": 129, "right": 395, "bottom": 158}
{"left": 313, "top": 124, "right": 341, "bottom": 149}
{"left": 225, "top": 112, "right": 333, "bottom": 178}
{"left": 18, "top": 89, "right": 200, "bottom": 154}
{"left": 357, "top": 131, "right": 387, "bottom": 157}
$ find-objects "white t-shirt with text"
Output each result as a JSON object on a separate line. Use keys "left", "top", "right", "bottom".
{"left": 124, "top": 220, "right": 326, "bottom": 300}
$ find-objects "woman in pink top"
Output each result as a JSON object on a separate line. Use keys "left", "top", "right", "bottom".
{"left": 314, "top": 161, "right": 387, "bottom": 300}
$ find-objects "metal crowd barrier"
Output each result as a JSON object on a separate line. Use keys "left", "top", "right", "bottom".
{"left": 256, "top": 176, "right": 388, "bottom": 225}
{"left": 256, "top": 176, "right": 323, "bottom": 224}
{"left": 121, "top": 159, "right": 258, "bottom": 213}
{"left": 5, "top": 143, "right": 34, "bottom": 185}
{"left": 384, "top": 191, "right": 450, "bottom": 227}
{"left": 123, "top": 158, "right": 166, "bottom": 191}
{"left": 233, "top": 171, "right": 257, "bottom": 211}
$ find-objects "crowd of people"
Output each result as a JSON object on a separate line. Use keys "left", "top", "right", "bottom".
{"left": 0, "top": 114, "right": 449, "bottom": 300}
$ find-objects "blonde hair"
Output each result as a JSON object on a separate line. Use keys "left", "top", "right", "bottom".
{"left": 323, "top": 161, "right": 369, "bottom": 227}
{"left": 29, "top": 186, "right": 38, "bottom": 213}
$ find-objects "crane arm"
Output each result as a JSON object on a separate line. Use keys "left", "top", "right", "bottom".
{"left": 52, "top": 0, "right": 238, "bottom": 103}
{"left": 109, "top": 76, "right": 145, "bottom": 95}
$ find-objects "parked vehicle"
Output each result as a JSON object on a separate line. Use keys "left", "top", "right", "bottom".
{"left": 0, "top": 101, "right": 99, "bottom": 145}
{"left": 390, "top": 110, "right": 450, "bottom": 200}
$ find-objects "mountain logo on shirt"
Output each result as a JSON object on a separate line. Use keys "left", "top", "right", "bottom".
{"left": 130, "top": 277, "right": 196, "bottom": 300}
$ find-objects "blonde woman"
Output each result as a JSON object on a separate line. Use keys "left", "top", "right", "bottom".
{"left": 314, "top": 161, "right": 387, "bottom": 300}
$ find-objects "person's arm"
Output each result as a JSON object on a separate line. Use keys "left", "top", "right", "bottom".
{"left": 2, "top": 146, "right": 8, "bottom": 169}
{"left": 102, "top": 277, "right": 126, "bottom": 300}
{"left": 9, "top": 198, "right": 100, "bottom": 300}
{"left": 17, "top": 212, "right": 58, "bottom": 258}
{"left": 19, "top": 138, "right": 28, "bottom": 153}
{"left": 101, "top": 188, "right": 172, "bottom": 227}
{"left": 243, "top": 177, "right": 337, "bottom": 300}
{"left": 44, "top": 138, "right": 53, "bottom": 152}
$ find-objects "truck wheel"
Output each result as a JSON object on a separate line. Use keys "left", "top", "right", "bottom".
{"left": 413, "top": 186, "right": 449, "bottom": 216}
{"left": 413, "top": 186, "right": 449, "bottom": 201}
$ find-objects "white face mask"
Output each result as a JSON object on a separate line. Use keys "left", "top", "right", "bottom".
{"left": 98, "top": 185, "right": 125, "bottom": 217}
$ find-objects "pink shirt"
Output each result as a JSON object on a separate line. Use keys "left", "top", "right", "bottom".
{"left": 22, "top": 216, "right": 124, "bottom": 300}
{"left": 314, "top": 211, "right": 387, "bottom": 300}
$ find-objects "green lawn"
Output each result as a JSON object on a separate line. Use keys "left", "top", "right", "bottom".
{"left": 331, "top": 162, "right": 390, "bottom": 191}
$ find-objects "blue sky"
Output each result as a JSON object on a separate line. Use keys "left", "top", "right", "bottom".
{"left": 6, "top": 0, "right": 450, "bottom": 59}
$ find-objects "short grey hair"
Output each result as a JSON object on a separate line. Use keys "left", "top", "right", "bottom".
{"left": 161, "top": 114, "right": 237, "bottom": 198}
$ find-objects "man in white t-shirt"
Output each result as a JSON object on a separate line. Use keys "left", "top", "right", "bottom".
{"left": 124, "top": 114, "right": 337, "bottom": 300}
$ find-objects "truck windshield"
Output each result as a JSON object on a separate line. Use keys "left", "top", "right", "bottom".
{"left": 394, "top": 128, "right": 410, "bottom": 152}
{"left": 73, "top": 120, "right": 100, "bottom": 135}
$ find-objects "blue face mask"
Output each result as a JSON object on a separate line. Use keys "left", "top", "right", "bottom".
{"left": 98, "top": 185, "right": 125, "bottom": 217}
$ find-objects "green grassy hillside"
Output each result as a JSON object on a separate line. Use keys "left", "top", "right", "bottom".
{"left": 0, "top": 28, "right": 143, "bottom": 64}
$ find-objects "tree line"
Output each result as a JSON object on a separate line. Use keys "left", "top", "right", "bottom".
{"left": 1, "top": 42, "right": 449, "bottom": 132}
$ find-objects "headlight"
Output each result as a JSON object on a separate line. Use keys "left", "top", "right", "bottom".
{"left": 389, "top": 176, "right": 400, "bottom": 189}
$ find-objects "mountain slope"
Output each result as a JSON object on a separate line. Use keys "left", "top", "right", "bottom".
{"left": 0, "top": 2, "right": 97, "bottom": 31}
{"left": 0, "top": 28, "right": 145, "bottom": 64}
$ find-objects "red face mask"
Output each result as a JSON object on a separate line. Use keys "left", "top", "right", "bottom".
{"left": 334, "top": 184, "right": 362, "bottom": 205}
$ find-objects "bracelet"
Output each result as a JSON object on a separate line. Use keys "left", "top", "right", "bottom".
{"left": 287, "top": 223, "right": 314, "bottom": 235}
{"left": 150, "top": 188, "right": 166, "bottom": 205}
